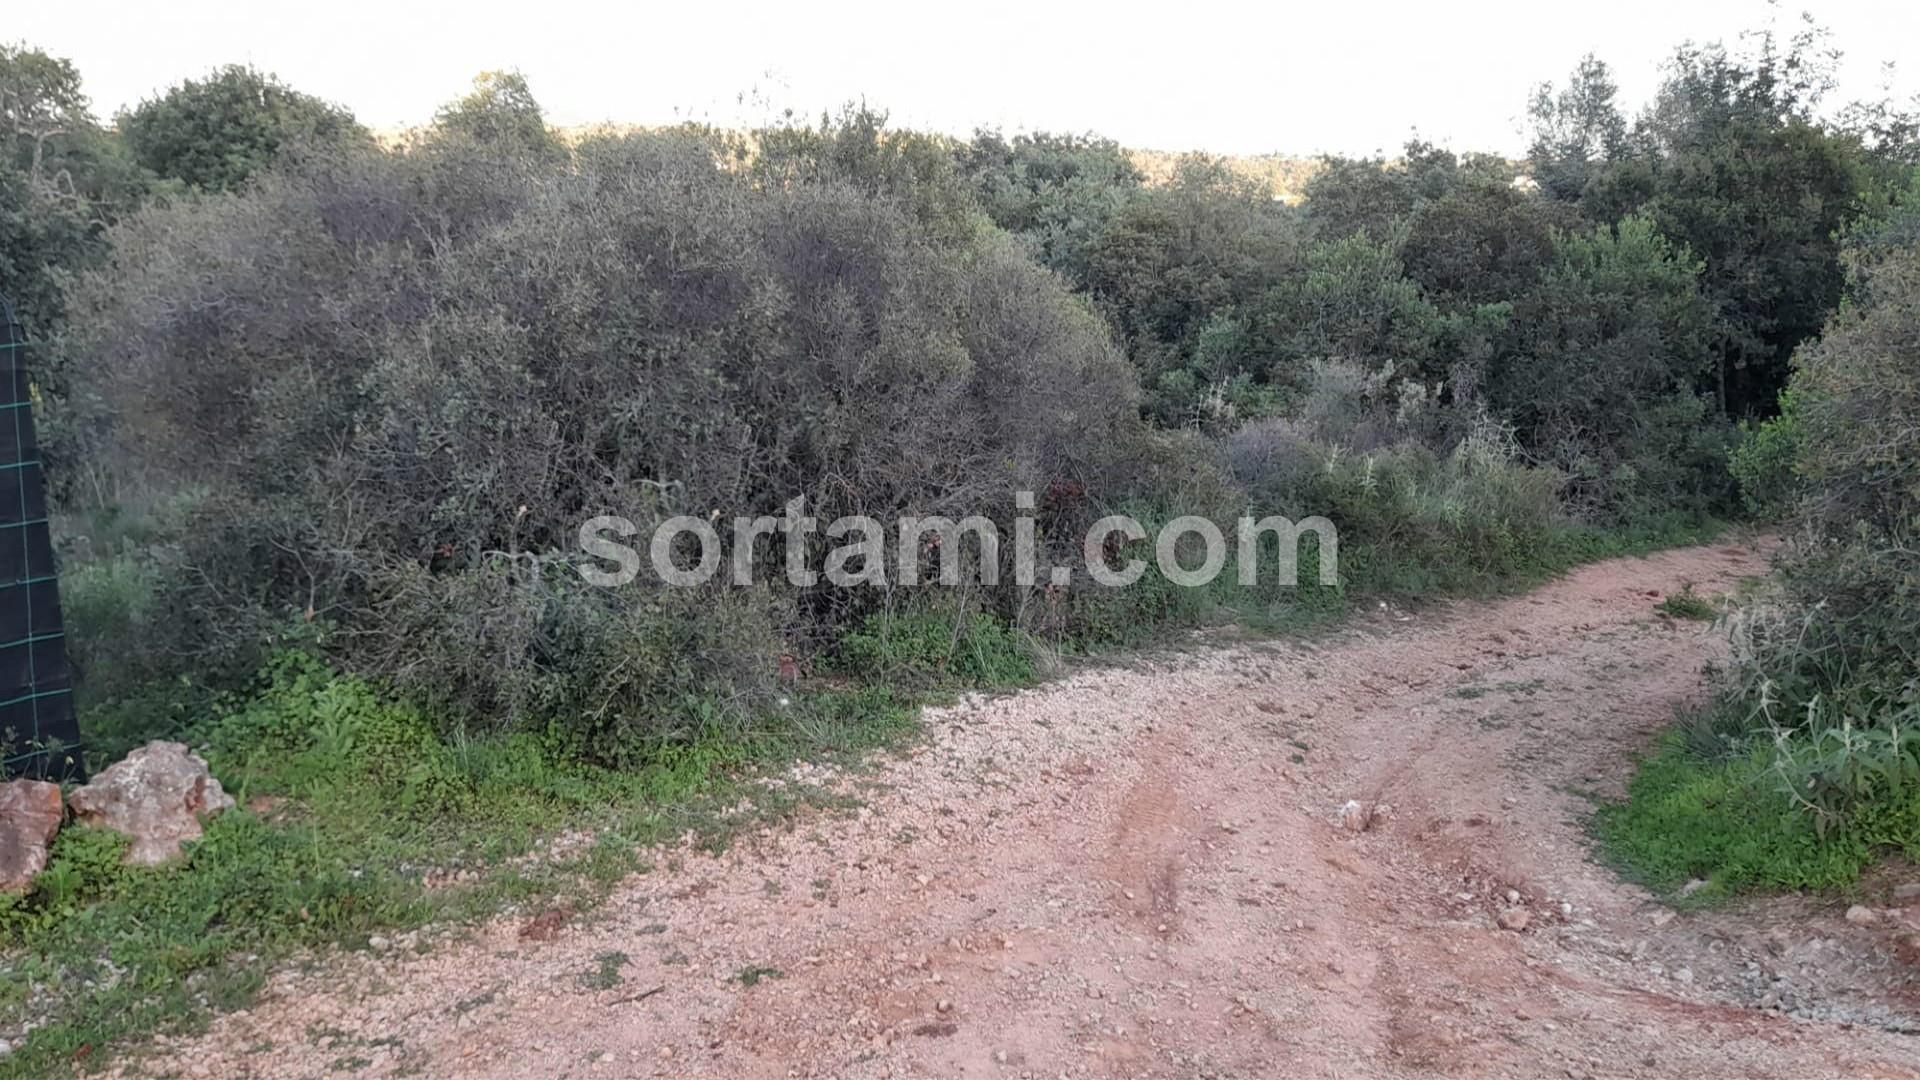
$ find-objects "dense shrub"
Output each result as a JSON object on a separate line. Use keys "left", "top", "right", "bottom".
{"left": 363, "top": 561, "right": 789, "bottom": 767}
{"left": 1400, "top": 178, "right": 1573, "bottom": 311}
{"left": 57, "top": 120, "right": 1153, "bottom": 763}
{"left": 1745, "top": 240, "right": 1920, "bottom": 734}
{"left": 1248, "top": 232, "right": 1443, "bottom": 391}
{"left": 1303, "top": 141, "right": 1511, "bottom": 244}
{"left": 1079, "top": 156, "right": 1301, "bottom": 421}
{"left": 831, "top": 605, "right": 1034, "bottom": 689}
{"left": 1728, "top": 392, "right": 1803, "bottom": 517}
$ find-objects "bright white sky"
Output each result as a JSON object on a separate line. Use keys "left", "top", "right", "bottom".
{"left": 18, "top": 1, "right": 1920, "bottom": 158}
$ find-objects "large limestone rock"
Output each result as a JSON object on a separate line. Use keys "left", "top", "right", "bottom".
{"left": 0, "top": 779, "right": 64, "bottom": 892}
{"left": 68, "top": 741, "right": 235, "bottom": 866}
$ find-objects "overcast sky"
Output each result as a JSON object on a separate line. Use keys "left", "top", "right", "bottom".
{"left": 17, "top": 1, "right": 1920, "bottom": 158}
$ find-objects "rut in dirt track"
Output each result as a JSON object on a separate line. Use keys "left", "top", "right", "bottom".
{"left": 130, "top": 538, "right": 1920, "bottom": 1080}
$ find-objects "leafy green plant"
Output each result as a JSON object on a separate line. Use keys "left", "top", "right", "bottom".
{"left": 1770, "top": 713, "right": 1920, "bottom": 833}
{"left": 0, "top": 828, "right": 129, "bottom": 943}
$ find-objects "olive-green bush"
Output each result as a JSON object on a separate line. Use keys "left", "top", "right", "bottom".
{"left": 56, "top": 119, "right": 1155, "bottom": 762}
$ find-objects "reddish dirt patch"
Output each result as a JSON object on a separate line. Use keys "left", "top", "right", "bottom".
{"left": 515, "top": 907, "right": 572, "bottom": 943}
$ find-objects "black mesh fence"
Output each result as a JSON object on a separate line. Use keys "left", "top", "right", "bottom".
{"left": 0, "top": 294, "right": 83, "bottom": 780}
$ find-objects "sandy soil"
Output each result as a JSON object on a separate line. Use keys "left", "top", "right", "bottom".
{"left": 125, "top": 537, "right": 1920, "bottom": 1079}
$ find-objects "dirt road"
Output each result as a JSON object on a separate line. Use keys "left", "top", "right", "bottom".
{"left": 131, "top": 538, "right": 1920, "bottom": 1079}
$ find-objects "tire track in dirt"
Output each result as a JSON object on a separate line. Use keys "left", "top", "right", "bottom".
{"left": 123, "top": 537, "right": 1920, "bottom": 1079}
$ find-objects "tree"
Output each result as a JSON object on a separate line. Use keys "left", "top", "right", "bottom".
{"left": 0, "top": 43, "right": 144, "bottom": 339}
{"left": 1836, "top": 67, "right": 1920, "bottom": 170}
{"left": 1643, "top": 117, "right": 1863, "bottom": 417}
{"left": 0, "top": 167, "right": 96, "bottom": 338}
{"left": 1077, "top": 155, "right": 1301, "bottom": 424}
{"left": 1251, "top": 230, "right": 1442, "bottom": 381}
{"left": 430, "top": 71, "right": 561, "bottom": 159}
{"left": 1526, "top": 55, "right": 1630, "bottom": 203}
{"left": 1639, "top": 19, "right": 1838, "bottom": 154}
{"left": 0, "top": 42, "right": 89, "bottom": 187}
{"left": 749, "top": 104, "right": 974, "bottom": 240}
{"left": 1400, "top": 178, "right": 1578, "bottom": 310}
{"left": 120, "top": 64, "right": 365, "bottom": 192}
{"left": 1, "top": 44, "right": 145, "bottom": 208}
{"left": 1553, "top": 25, "right": 1871, "bottom": 419}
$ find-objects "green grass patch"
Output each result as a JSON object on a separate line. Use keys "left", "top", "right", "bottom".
{"left": 1594, "top": 732, "right": 1920, "bottom": 904}
{"left": 578, "top": 951, "right": 629, "bottom": 992}
{"left": 831, "top": 608, "right": 1035, "bottom": 689}
{"left": 1344, "top": 513, "right": 1727, "bottom": 603}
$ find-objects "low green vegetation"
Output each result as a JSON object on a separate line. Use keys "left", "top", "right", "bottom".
{"left": 579, "top": 951, "right": 630, "bottom": 992}
{"left": 731, "top": 965, "right": 783, "bottom": 988}
{"left": 1597, "top": 732, "right": 1919, "bottom": 904}
{"left": 831, "top": 609, "right": 1037, "bottom": 689}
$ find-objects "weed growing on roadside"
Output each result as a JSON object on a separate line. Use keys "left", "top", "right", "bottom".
{"left": 1657, "top": 584, "right": 1718, "bottom": 621}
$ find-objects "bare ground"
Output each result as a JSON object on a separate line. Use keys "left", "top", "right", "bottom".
{"left": 127, "top": 538, "right": 1920, "bottom": 1079}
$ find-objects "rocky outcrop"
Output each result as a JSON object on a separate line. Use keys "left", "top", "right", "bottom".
{"left": 0, "top": 779, "right": 64, "bottom": 892}
{"left": 67, "top": 741, "right": 234, "bottom": 866}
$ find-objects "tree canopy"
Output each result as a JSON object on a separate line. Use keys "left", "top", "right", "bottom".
{"left": 120, "top": 64, "right": 366, "bottom": 192}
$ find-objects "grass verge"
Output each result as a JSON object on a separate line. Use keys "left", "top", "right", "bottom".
{"left": 1595, "top": 731, "right": 1920, "bottom": 906}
